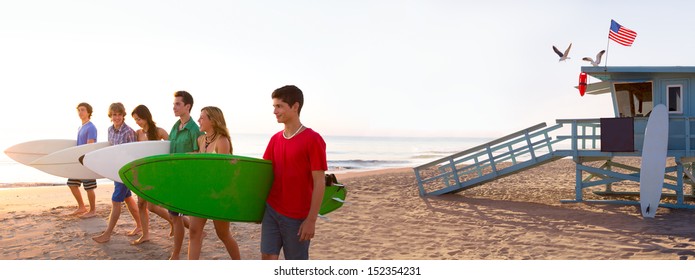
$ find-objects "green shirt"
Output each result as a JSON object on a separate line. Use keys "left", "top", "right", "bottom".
{"left": 169, "top": 119, "right": 201, "bottom": 153}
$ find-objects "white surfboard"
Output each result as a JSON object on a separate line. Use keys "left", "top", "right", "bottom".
{"left": 4, "top": 139, "right": 76, "bottom": 165}
{"left": 28, "top": 142, "right": 111, "bottom": 179}
{"left": 639, "top": 104, "right": 669, "bottom": 218}
{"left": 82, "top": 141, "right": 170, "bottom": 183}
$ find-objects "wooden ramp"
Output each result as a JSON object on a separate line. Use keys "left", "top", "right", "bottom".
{"left": 414, "top": 122, "right": 566, "bottom": 196}
{"left": 413, "top": 118, "right": 695, "bottom": 209}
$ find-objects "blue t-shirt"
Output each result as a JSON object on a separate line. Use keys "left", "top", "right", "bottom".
{"left": 77, "top": 121, "right": 97, "bottom": 145}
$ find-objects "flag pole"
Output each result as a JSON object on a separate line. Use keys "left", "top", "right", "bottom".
{"left": 604, "top": 36, "right": 610, "bottom": 70}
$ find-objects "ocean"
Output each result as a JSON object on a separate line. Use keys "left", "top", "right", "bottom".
{"left": 0, "top": 134, "right": 493, "bottom": 185}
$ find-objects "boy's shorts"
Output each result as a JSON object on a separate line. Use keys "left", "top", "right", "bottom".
{"left": 67, "top": 179, "right": 97, "bottom": 190}
{"left": 112, "top": 182, "right": 132, "bottom": 202}
{"left": 168, "top": 210, "right": 184, "bottom": 217}
{"left": 260, "top": 204, "right": 310, "bottom": 260}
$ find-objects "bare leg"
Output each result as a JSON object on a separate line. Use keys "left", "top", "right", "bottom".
{"left": 262, "top": 254, "right": 279, "bottom": 260}
{"left": 148, "top": 203, "right": 171, "bottom": 222}
{"left": 183, "top": 216, "right": 191, "bottom": 229}
{"left": 213, "top": 220, "right": 240, "bottom": 260}
{"left": 133, "top": 197, "right": 150, "bottom": 245}
{"left": 170, "top": 215, "right": 185, "bottom": 260}
{"left": 80, "top": 189, "right": 97, "bottom": 218}
{"left": 147, "top": 203, "right": 175, "bottom": 237}
{"left": 188, "top": 217, "right": 207, "bottom": 260}
{"left": 92, "top": 201, "right": 122, "bottom": 243}
{"left": 124, "top": 196, "right": 142, "bottom": 236}
{"left": 67, "top": 186, "right": 87, "bottom": 215}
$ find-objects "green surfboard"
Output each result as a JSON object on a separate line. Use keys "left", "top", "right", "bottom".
{"left": 321, "top": 184, "right": 347, "bottom": 215}
{"left": 119, "top": 153, "right": 345, "bottom": 222}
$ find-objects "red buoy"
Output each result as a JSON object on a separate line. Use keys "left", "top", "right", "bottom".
{"left": 578, "top": 72, "right": 587, "bottom": 96}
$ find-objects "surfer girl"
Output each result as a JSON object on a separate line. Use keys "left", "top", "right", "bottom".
{"left": 187, "top": 106, "right": 241, "bottom": 260}
{"left": 92, "top": 102, "right": 143, "bottom": 243}
{"left": 261, "top": 85, "right": 327, "bottom": 260}
{"left": 130, "top": 104, "right": 190, "bottom": 246}
{"left": 67, "top": 102, "right": 98, "bottom": 218}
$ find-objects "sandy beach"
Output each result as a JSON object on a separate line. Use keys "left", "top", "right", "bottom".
{"left": 2, "top": 159, "right": 695, "bottom": 260}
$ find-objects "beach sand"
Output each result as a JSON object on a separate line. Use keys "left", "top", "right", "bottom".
{"left": 1, "top": 158, "right": 695, "bottom": 260}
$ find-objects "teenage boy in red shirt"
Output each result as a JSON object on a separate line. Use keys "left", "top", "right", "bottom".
{"left": 261, "top": 85, "right": 327, "bottom": 260}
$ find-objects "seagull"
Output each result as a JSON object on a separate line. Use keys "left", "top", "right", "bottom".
{"left": 552, "top": 43, "right": 572, "bottom": 62}
{"left": 582, "top": 50, "right": 606, "bottom": 66}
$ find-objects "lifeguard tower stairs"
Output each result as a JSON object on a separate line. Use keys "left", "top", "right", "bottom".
{"left": 414, "top": 66, "right": 695, "bottom": 209}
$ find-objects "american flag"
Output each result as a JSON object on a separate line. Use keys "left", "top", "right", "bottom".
{"left": 609, "top": 20, "right": 637, "bottom": 46}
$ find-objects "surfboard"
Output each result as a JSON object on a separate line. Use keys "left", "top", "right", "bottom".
{"left": 4, "top": 139, "right": 76, "bottom": 165}
{"left": 82, "top": 141, "right": 170, "bottom": 183}
{"left": 321, "top": 184, "right": 347, "bottom": 214}
{"left": 119, "top": 153, "right": 346, "bottom": 222}
{"left": 639, "top": 104, "right": 669, "bottom": 218}
{"left": 29, "top": 142, "right": 111, "bottom": 179}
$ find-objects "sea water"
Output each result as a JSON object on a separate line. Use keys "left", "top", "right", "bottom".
{"left": 0, "top": 134, "right": 493, "bottom": 184}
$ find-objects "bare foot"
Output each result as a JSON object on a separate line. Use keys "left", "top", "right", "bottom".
{"left": 169, "top": 254, "right": 180, "bottom": 260}
{"left": 127, "top": 228, "right": 142, "bottom": 236}
{"left": 80, "top": 211, "right": 97, "bottom": 219}
{"left": 92, "top": 233, "right": 111, "bottom": 243}
{"left": 69, "top": 207, "right": 88, "bottom": 216}
{"left": 131, "top": 236, "right": 150, "bottom": 245}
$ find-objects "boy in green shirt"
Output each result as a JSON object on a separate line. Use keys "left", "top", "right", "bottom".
{"left": 167, "top": 90, "right": 202, "bottom": 260}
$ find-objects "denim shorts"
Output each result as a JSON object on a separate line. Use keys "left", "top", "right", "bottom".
{"left": 112, "top": 182, "right": 132, "bottom": 202}
{"left": 260, "top": 204, "right": 310, "bottom": 260}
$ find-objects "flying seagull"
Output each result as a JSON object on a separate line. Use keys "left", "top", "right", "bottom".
{"left": 582, "top": 50, "right": 606, "bottom": 66}
{"left": 553, "top": 43, "right": 572, "bottom": 62}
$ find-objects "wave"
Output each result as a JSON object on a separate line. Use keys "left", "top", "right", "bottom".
{"left": 328, "top": 159, "right": 411, "bottom": 170}
{"left": 411, "top": 154, "right": 449, "bottom": 159}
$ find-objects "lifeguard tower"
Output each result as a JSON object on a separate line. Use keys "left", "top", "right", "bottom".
{"left": 414, "top": 66, "right": 695, "bottom": 210}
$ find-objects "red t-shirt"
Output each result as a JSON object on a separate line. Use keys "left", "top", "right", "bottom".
{"left": 263, "top": 128, "right": 328, "bottom": 219}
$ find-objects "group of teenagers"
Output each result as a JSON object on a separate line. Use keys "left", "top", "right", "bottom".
{"left": 66, "top": 85, "right": 328, "bottom": 260}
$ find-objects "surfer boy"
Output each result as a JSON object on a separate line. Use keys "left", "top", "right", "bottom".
{"left": 187, "top": 106, "right": 241, "bottom": 260}
{"left": 67, "top": 102, "right": 98, "bottom": 218}
{"left": 93, "top": 103, "right": 143, "bottom": 243}
{"left": 261, "top": 85, "right": 327, "bottom": 260}
{"left": 168, "top": 91, "right": 202, "bottom": 260}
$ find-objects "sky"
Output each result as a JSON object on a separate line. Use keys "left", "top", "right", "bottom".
{"left": 3, "top": 0, "right": 695, "bottom": 149}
